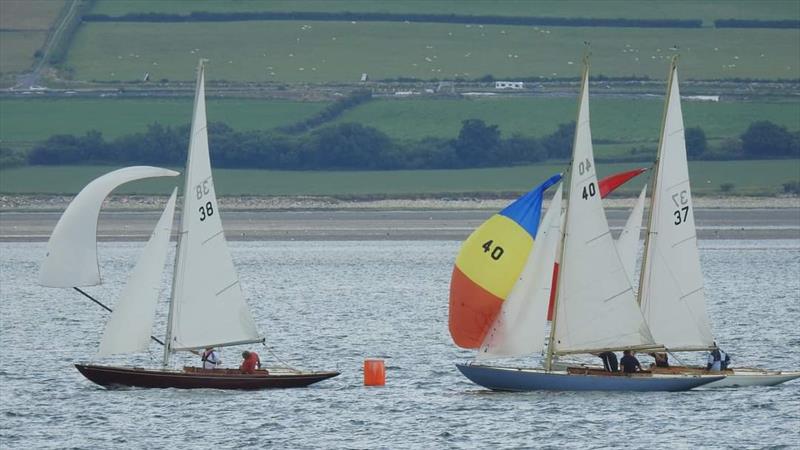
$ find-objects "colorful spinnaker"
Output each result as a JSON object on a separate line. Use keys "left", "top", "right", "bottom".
{"left": 449, "top": 173, "right": 562, "bottom": 348}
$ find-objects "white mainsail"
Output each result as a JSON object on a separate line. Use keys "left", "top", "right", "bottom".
{"left": 166, "top": 61, "right": 262, "bottom": 352}
{"left": 98, "top": 189, "right": 177, "bottom": 356}
{"left": 552, "top": 63, "right": 656, "bottom": 355}
{"left": 39, "top": 166, "right": 179, "bottom": 288}
{"left": 638, "top": 62, "right": 714, "bottom": 351}
{"left": 478, "top": 183, "right": 563, "bottom": 359}
{"left": 616, "top": 185, "right": 647, "bottom": 284}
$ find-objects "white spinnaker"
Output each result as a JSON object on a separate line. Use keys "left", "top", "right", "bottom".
{"left": 639, "top": 64, "right": 713, "bottom": 351}
{"left": 39, "top": 166, "right": 179, "bottom": 288}
{"left": 98, "top": 189, "right": 177, "bottom": 356}
{"left": 169, "top": 63, "right": 261, "bottom": 351}
{"left": 616, "top": 185, "right": 647, "bottom": 285}
{"left": 478, "top": 183, "right": 563, "bottom": 359}
{"left": 553, "top": 67, "right": 656, "bottom": 355}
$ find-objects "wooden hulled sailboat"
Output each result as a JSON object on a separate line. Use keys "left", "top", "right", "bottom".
{"left": 39, "top": 61, "right": 339, "bottom": 389}
{"left": 453, "top": 57, "right": 723, "bottom": 391}
{"left": 635, "top": 58, "right": 799, "bottom": 388}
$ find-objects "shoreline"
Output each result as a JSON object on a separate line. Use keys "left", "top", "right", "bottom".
{"left": 2, "top": 194, "right": 799, "bottom": 212}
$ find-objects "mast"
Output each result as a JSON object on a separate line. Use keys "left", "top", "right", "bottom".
{"left": 162, "top": 59, "right": 207, "bottom": 367}
{"left": 636, "top": 56, "right": 676, "bottom": 308}
{"left": 544, "top": 50, "right": 589, "bottom": 371}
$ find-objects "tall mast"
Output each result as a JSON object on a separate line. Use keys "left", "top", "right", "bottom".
{"left": 636, "top": 56, "right": 677, "bottom": 307}
{"left": 162, "top": 59, "right": 207, "bottom": 367}
{"left": 545, "top": 49, "right": 589, "bottom": 371}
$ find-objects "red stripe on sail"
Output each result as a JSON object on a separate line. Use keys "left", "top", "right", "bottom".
{"left": 598, "top": 168, "right": 647, "bottom": 198}
{"left": 449, "top": 266, "right": 504, "bottom": 349}
{"left": 546, "top": 262, "right": 559, "bottom": 321}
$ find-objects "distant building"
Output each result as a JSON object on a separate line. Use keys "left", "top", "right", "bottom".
{"left": 683, "top": 95, "right": 719, "bottom": 102}
{"left": 360, "top": 73, "right": 368, "bottom": 82}
{"left": 495, "top": 81, "right": 524, "bottom": 90}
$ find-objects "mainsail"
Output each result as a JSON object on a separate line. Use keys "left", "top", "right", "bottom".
{"left": 638, "top": 61, "right": 714, "bottom": 351}
{"left": 552, "top": 62, "right": 656, "bottom": 355}
{"left": 478, "top": 182, "right": 563, "bottom": 359}
{"left": 98, "top": 190, "right": 177, "bottom": 356}
{"left": 166, "top": 62, "right": 262, "bottom": 352}
{"left": 39, "top": 166, "right": 179, "bottom": 288}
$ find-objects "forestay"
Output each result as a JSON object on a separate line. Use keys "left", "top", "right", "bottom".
{"left": 638, "top": 64, "right": 714, "bottom": 351}
{"left": 167, "top": 63, "right": 262, "bottom": 351}
{"left": 98, "top": 189, "right": 177, "bottom": 356}
{"left": 553, "top": 65, "right": 656, "bottom": 355}
{"left": 39, "top": 166, "right": 179, "bottom": 288}
{"left": 478, "top": 183, "right": 563, "bottom": 359}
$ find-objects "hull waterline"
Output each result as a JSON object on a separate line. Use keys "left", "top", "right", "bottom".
{"left": 76, "top": 364, "right": 339, "bottom": 390}
{"left": 648, "top": 366, "right": 800, "bottom": 388}
{"left": 456, "top": 364, "right": 722, "bottom": 392}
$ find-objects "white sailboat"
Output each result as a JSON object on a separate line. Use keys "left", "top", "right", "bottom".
{"left": 456, "top": 57, "right": 723, "bottom": 391}
{"left": 637, "top": 58, "right": 799, "bottom": 387}
{"left": 40, "top": 60, "right": 339, "bottom": 389}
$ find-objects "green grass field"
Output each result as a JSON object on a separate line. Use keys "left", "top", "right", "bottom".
{"left": 333, "top": 97, "right": 800, "bottom": 141}
{"left": 66, "top": 21, "right": 800, "bottom": 83}
{"left": 2, "top": 160, "right": 798, "bottom": 196}
{"left": 2, "top": 96, "right": 796, "bottom": 149}
{"left": 0, "top": 0, "right": 66, "bottom": 78}
{"left": 89, "top": 0, "right": 799, "bottom": 22}
{"left": 0, "top": 98, "right": 328, "bottom": 144}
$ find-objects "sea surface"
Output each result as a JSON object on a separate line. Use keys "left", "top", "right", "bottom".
{"left": 1, "top": 240, "right": 799, "bottom": 449}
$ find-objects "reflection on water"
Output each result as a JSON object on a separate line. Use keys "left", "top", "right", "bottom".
{"left": 1, "top": 240, "right": 798, "bottom": 448}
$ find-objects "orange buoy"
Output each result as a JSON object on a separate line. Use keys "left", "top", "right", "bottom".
{"left": 364, "top": 359, "right": 385, "bottom": 386}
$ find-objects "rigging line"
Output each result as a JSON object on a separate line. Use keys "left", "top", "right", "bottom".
{"left": 72, "top": 287, "right": 166, "bottom": 347}
{"left": 261, "top": 343, "right": 301, "bottom": 373}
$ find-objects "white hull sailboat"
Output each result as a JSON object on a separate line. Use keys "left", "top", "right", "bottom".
{"left": 454, "top": 55, "right": 722, "bottom": 392}
{"left": 634, "top": 58, "right": 799, "bottom": 388}
{"left": 40, "top": 60, "right": 339, "bottom": 389}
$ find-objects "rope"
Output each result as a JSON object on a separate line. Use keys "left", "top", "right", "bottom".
{"left": 261, "top": 342, "right": 302, "bottom": 373}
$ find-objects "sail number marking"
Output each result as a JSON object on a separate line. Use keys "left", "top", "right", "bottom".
{"left": 578, "top": 158, "right": 592, "bottom": 176}
{"left": 481, "top": 240, "right": 504, "bottom": 261}
{"left": 672, "top": 189, "right": 690, "bottom": 225}
{"left": 199, "top": 201, "right": 214, "bottom": 221}
{"left": 195, "top": 180, "right": 210, "bottom": 200}
{"left": 581, "top": 182, "right": 596, "bottom": 200}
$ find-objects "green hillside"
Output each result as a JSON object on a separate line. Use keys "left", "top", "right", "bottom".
{"left": 66, "top": 21, "right": 800, "bottom": 82}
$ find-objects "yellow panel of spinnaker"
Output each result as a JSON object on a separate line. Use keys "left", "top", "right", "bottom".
{"left": 454, "top": 214, "right": 534, "bottom": 300}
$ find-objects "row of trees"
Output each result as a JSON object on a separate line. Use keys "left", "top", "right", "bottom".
{"left": 17, "top": 119, "right": 797, "bottom": 171}
{"left": 25, "top": 120, "right": 567, "bottom": 170}
{"left": 84, "top": 11, "right": 701, "bottom": 28}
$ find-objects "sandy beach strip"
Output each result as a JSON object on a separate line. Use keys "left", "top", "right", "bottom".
{"left": 2, "top": 206, "right": 798, "bottom": 242}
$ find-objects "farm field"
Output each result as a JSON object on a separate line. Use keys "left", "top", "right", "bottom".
{"left": 2, "top": 160, "right": 798, "bottom": 196}
{"left": 0, "top": 0, "right": 66, "bottom": 77}
{"left": 1, "top": 96, "right": 797, "bottom": 147}
{"left": 66, "top": 21, "right": 800, "bottom": 83}
{"left": 89, "top": 0, "right": 798, "bottom": 22}
{"left": 332, "top": 97, "right": 800, "bottom": 141}
{"left": 0, "top": 98, "right": 328, "bottom": 144}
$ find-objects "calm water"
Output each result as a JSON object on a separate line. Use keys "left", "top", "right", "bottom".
{"left": 1, "top": 240, "right": 799, "bottom": 449}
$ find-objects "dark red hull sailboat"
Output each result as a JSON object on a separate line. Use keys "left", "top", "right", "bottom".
{"left": 76, "top": 364, "right": 340, "bottom": 390}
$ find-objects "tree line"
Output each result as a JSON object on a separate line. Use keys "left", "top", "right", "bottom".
{"left": 4, "top": 120, "right": 795, "bottom": 170}
{"left": 84, "top": 11, "right": 701, "bottom": 28}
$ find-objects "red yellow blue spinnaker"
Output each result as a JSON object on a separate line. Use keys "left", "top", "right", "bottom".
{"left": 449, "top": 173, "right": 562, "bottom": 348}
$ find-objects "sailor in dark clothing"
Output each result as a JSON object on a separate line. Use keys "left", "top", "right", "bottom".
{"left": 620, "top": 350, "right": 642, "bottom": 374}
{"left": 649, "top": 352, "right": 669, "bottom": 368}
{"left": 597, "top": 351, "right": 619, "bottom": 372}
